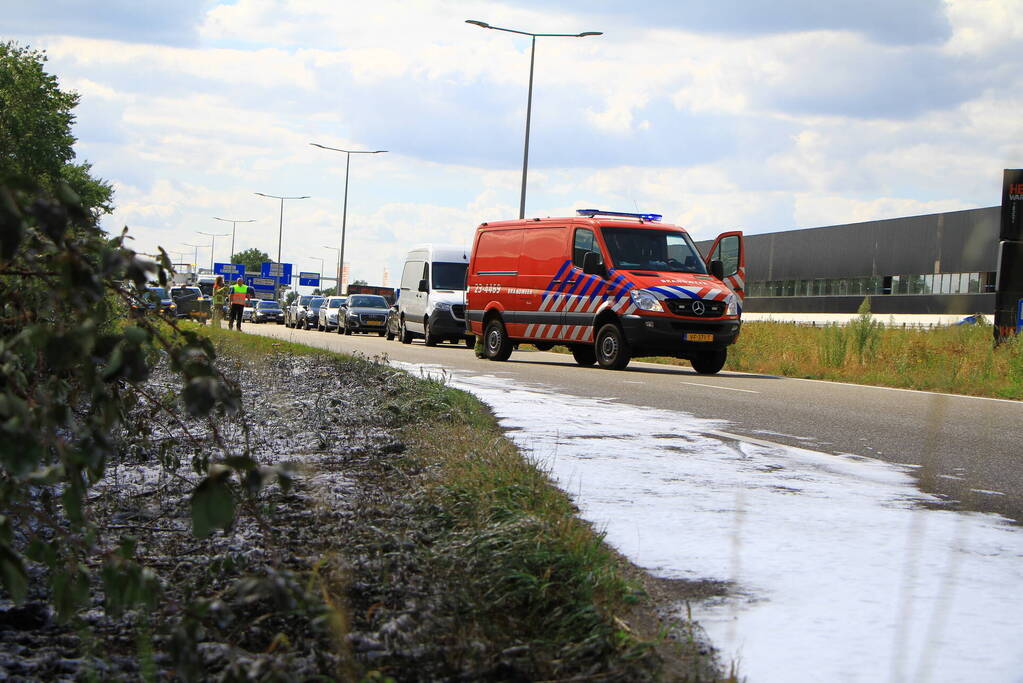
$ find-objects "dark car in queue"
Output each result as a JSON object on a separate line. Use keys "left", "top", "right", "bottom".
{"left": 340, "top": 294, "right": 390, "bottom": 335}
{"left": 301, "top": 296, "right": 326, "bottom": 330}
{"left": 169, "top": 285, "right": 211, "bottom": 324}
{"left": 252, "top": 299, "right": 284, "bottom": 324}
{"left": 132, "top": 286, "right": 176, "bottom": 318}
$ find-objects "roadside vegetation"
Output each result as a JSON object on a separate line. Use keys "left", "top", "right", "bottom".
{"left": 529, "top": 299, "right": 1023, "bottom": 400}
{"left": 727, "top": 301, "right": 1023, "bottom": 400}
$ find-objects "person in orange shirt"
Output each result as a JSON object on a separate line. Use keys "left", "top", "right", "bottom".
{"left": 227, "top": 277, "right": 252, "bottom": 330}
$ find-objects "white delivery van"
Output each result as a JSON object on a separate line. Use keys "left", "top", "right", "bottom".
{"left": 397, "top": 244, "right": 474, "bottom": 347}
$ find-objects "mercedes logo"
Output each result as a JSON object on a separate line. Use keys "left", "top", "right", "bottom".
{"left": 691, "top": 300, "right": 705, "bottom": 315}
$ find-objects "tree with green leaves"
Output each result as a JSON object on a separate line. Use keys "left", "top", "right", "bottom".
{"left": 0, "top": 41, "right": 112, "bottom": 215}
{"left": 0, "top": 41, "right": 287, "bottom": 636}
{"left": 231, "top": 247, "right": 270, "bottom": 274}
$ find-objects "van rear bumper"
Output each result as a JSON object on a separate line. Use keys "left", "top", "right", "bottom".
{"left": 619, "top": 315, "right": 740, "bottom": 356}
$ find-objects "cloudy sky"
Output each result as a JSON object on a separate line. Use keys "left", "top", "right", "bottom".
{"left": 5, "top": 0, "right": 1022, "bottom": 287}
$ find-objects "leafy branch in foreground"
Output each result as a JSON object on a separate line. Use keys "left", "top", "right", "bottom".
{"left": 0, "top": 176, "right": 288, "bottom": 624}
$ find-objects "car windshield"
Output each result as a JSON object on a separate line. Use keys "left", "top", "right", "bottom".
{"left": 257, "top": 300, "right": 278, "bottom": 309}
{"left": 348, "top": 295, "right": 387, "bottom": 308}
{"left": 298, "top": 295, "right": 313, "bottom": 305}
{"left": 147, "top": 287, "right": 168, "bottom": 299}
{"left": 327, "top": 297, "right": 344, "bottom": 308}
{"left": 600, "top": 227, "right": 708, "bottom": 274}
{"left": 431, "top": 262, "right": 467, "bottom": 290}
{"left": 309, "top": 297, "right": 325, "bottom": 308}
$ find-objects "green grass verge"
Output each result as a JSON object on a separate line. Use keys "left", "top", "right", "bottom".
{"left": 525, "top": 317, "right": 1023, "bottom": 400}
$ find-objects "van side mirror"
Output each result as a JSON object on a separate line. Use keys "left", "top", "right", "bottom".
{"left": 418, "top": 279, "right": 428, "bottom": 293}
{"left": 710, "top": 260, "right": 724, "bottom": 280}
{"left": 582, "top": 251, "right": 608, "bottom": 278}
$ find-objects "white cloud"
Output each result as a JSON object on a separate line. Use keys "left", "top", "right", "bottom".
{"left": 10, "top": 0, "right": 1023, "bottom": 288}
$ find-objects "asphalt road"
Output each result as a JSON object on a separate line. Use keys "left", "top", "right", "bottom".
{"left": 241, "top": 322, "right": 1023, "bottom": 523}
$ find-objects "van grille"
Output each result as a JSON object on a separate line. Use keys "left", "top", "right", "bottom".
{"left": 451, "top": 304, "right": 466, "bottom": 320}
{"left": 664, "top": 298, "right": 725, "bottom": 317}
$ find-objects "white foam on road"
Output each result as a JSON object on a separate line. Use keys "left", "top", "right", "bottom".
{"left": 397, "top": 362, "right": 1023, "bottom": 683}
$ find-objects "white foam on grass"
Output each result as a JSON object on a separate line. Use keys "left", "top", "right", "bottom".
{"left": 398, "top": 362, "right": 1023, "bottom": 683}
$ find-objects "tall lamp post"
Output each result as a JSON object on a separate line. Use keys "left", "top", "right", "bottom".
{"left": 307, "top": 256, "right": 325, "bottom": 295}
{"left": 212, "top": 216, "right": 255, "bottom": 262}
{"left": 182, "top": 242, "right": 210, "bottom": 275}
{"left": 196, "top": 230, "right": 228, "bottom": 272}
{"left": 309, "top": 143, "right": 386, "bottom": 294}
{"left": 466, "top": 19, "right": 601, "bottom": 219}
{"left": 255, "top": 192, "right": 310, "bottom": 297}
{"left": 323, "top": 245, "right": 340, "bottom": 293}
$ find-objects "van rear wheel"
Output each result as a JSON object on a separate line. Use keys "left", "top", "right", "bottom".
{"left": 571, "top": 345, "right": 596, "bottom": 366}
{"left": 484, "top": 319, "right": 513, "bottom": 361}
{"left": 595, "top": 323, "right": 631, "bottom": 370}
{"left": 690, "top": 349, "right": 727, "bottom": 374}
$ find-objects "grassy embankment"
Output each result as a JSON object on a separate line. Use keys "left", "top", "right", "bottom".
{"left": 195, "top": 324, "right": 728, "bottom": 680}
{"left": 532, "top": 307, "right": 1023, "bottom": 400}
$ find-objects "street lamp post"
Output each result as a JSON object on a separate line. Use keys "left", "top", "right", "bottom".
{"left": 255, "top": 192, "right": 310, "bottom": 297}
{"left": 310, "top": 256, "right": 325, "bottom": 291}
{"left": 309, "top": 143, "right": 387, "bottom": 294}
{"left": 466, "top": 19, "right": 601, "bottom": 219}
{"left": 182, "top": 242, "right": 210, "bottom": 275}
{"left": 323, "top": 245, "right": 340, "bottom": 293}
{"left": 212, "top": 216, "right": 255, "bottom": 263}
{"left": 197, "top": 230, "right": 228, "bottom": 272}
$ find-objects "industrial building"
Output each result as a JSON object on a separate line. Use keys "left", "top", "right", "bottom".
{"left": 702, "top": 206, "right": 1001, "bottom": 319}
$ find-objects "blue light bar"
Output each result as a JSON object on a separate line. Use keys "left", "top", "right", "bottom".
{"left": 576, "top": 209, "right": 662, "bottom": 221}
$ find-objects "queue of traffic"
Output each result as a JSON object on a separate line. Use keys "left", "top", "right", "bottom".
{"left": 279, "top": 209, "right": 746, "bottom": 374}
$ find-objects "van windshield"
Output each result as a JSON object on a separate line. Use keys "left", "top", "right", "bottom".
{"left": 600, "top": 228, "right": 708, "bottom": 274}
{"left": 431, "top": 262, "right": 468, "bottom": 290}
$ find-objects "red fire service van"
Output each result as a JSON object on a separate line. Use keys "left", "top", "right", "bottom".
{"left": 465, "top": 209, "right": 745, "bottom": 373}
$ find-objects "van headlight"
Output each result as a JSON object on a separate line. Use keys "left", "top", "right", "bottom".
{"left": 433, "top": 302, "right": 452, "bottom": 312}
{"left": 629, "top": 289, "right": 661, "bottom": 311}
{"left": 725, "top": 293, "right": 739, "bottom": 317}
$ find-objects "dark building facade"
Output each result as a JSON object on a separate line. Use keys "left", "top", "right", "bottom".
{"left": 698, "top": 207, "right": 1000, "bottom": 315}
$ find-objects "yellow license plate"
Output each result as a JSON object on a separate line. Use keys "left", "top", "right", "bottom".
{"left": 366, "top": 320, "right": 383, "bottom": 325}
{"left": 684, "top": 333, "right": 714, "bottom": 342}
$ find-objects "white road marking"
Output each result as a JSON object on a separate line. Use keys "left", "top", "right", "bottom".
{"left": 682, "top": 381, "right": 759, "bottom": 393}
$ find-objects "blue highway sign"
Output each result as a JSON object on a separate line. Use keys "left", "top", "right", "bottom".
{"left": 214, "top": 262, "right": 245, "bottom": 277}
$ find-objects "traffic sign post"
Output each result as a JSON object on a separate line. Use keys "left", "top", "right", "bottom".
{"left": 250, "top": 276, "right": 277, "bottom": 300}
{"left": 298, "top": 272, "right": 320, "bottom": 287}
{"left": 214, "top": 262, "right": 245, "bottom": 277}
{"left": 261, "top": 262, "right": 293, "bottom": 300}
{"left": 261, "top": 262, "right": 293, "bottom": 280}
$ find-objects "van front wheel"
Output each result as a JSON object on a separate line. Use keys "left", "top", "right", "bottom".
{"left": 595, "top": 323, "right": 631, "bottom": 370}
{"left": 484, "top": 319, "right": 513, "bottom": 361}
{"left": 571, "top": 345, "right": 596, "bottom": 366}
{"left": 690, "top": 349, "right": 726, "bottom": 374}
{"left": 424, "top": 318, "right": 439, "bottom": 346}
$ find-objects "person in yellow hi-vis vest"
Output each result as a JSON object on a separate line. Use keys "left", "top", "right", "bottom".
{"left": 211, "top": 275, "right": 227, "bottom": 329}
{"left": 228, "top": 277, "right": 251, "bottom": 330}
